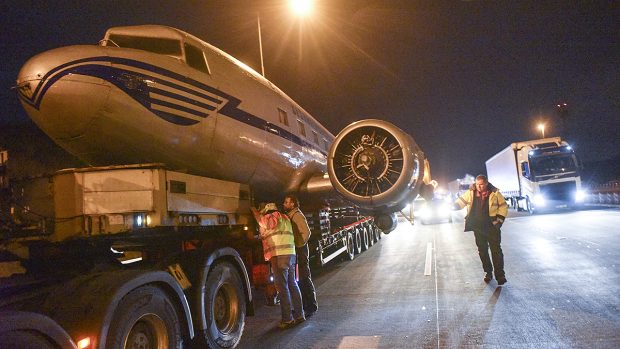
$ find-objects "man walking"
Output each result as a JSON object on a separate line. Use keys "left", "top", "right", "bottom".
{"left": 454, "top": 175, "right": 509, "bottom": 285}
{"left": 283, "top": 195, "right": 319, "bottom": 316}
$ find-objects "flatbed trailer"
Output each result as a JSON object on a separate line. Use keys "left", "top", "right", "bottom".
{"left": 307, "top": 207, "right": 381, "bottom": 266}
{"left": 0, "top": 161, "right": 385, "bottom": 348}
{"left": 1, "top": 163, "right": 260, "bottom": 349}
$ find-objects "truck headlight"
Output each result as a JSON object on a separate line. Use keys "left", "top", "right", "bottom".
{"left": 419, "top": 206, "right": 432, "bottom": 219}
{"left": 575, "top": 190, "right": 586, "bottom": 202}
{"left": 439, "top": 204, "right": 451, "bottom": 217}
{"left": 533, "top": 194, "right": 546, "bottom": 206}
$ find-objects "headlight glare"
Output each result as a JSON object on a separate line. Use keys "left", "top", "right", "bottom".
{"left": 533, "top": 194, "right": 546, "bottom": 206}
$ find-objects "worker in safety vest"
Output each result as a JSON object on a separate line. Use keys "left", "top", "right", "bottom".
{"left": 252, "top": 203, "right": 305, "bottom": 328}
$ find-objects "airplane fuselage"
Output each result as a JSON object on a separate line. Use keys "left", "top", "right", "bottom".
{"left": 17, "top": 25, "right": 431, "bottom": 219}
{"left": 17, "top": 25, "right": 333, "bottom": 200}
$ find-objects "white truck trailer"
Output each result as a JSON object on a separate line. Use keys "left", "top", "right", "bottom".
{"left": 486, "top": 137, "right": 584, "bottom": 213}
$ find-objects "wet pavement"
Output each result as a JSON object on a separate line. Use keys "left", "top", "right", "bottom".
{"left": 238, "top": 208, "right": 620, "bottom": 348}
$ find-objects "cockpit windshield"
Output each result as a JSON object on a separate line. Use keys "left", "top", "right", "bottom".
{"left": 529, "top": 154, "right": 578, "bottom": 177}
{"left": 107, "top": 34, "right": 182, "bottom": 56}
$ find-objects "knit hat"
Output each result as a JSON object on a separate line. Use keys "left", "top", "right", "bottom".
{"left": 260, "top": 203, "right": 278, "bottom": 214}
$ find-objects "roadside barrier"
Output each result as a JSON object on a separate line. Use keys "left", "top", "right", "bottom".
{"left": 586, "top": 181, "right": 620, "bottom": 206}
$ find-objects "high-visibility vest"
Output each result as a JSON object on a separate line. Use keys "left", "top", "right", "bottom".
{"left": 259, "top": 211, "right": 295, "bottom": 261}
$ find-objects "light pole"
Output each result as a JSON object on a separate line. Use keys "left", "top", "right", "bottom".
{"left": 257, "top": 12, "right": 265, "bottom": 77}
{"left": 538, "top": 123, "right": 545, "bottom": 138}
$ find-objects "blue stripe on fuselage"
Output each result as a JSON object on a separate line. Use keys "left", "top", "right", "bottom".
{"left": 149, "top": 87, "right": 218, "bottom": 112}
{"left": 18, "top": 55, "right": 327, "bottom": 156}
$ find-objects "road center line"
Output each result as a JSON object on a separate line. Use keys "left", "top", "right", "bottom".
{"left": 433, "top": 235, "right": 440, "bottom": 348}
{"left": 424, "top": 242, "right": 433, "bottom": 276}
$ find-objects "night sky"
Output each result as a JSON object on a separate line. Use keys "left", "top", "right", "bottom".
{"left": 1, "top": 1, "right": 618, "bottom": 185}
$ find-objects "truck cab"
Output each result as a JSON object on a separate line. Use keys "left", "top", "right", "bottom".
{"left": 515, "top": 138, "right": 584, "bottom": 211}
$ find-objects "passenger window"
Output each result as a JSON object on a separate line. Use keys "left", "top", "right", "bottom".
{"left": 312, "top": 130, "right": 319, "bottom": 145}
{"left": 184, "top": 43, "right": 210, "bottom": 74}
{"left": 278, "top": 108, "right": 289, "bottom": 126}
{"left": 297, "top": 120, "right": 306, "bottom": 137}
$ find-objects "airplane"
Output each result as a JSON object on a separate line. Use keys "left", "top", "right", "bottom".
{"left": 15, "top": 25, "right": 433, "bottom": 232}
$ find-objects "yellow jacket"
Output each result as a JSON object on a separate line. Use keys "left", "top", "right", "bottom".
{"left": 455, "top": 184, "right": 508, "bottom": 225}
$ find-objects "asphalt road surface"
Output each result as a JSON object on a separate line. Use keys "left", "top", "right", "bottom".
{"left": 237, "top": 207, "right": 620, "bottom": 349}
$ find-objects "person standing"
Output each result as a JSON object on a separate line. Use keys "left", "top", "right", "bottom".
{"left": 252, "top": 203, "right": 305, "bottom": 328}
{"left": 283, "top": 195, "right": 318, "bottom": 316}
{"left": 454, "top": 175, "right": 509, "bottom": 285}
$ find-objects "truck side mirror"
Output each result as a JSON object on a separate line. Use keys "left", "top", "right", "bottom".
{"left": 520, "top": 162, "right": 530, "bottom": 178}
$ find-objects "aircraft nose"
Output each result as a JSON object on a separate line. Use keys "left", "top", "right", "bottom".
{"left": 16, "top": 46, "right": 111, "bottom": 140}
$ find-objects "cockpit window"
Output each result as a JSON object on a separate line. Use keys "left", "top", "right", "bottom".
{"left": 184, "top": 43, "right": 210, "bottom": 74}
{"left": 108, "top": 34, "right": 182, "bottom": 56}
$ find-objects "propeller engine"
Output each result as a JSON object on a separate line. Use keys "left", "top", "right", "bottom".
{"left": 327, "top": 119, "right": 433, "bottom": 232}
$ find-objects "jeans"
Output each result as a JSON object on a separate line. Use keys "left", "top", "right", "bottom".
{"left": 271, "top": 254, "right": 304, "bottom": 321}
{"left": 474, "top": 226, "right": 505, "bottom": 279}
{"left": 296, "top": 244, "right": 318, "bottom": 312}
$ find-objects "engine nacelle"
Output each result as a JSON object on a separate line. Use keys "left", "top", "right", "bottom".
{"left": 327, "top": 119, "right": 430, "bottom": 214}
{"left": 374, "top": 213, "right": 398, "bottom": 234}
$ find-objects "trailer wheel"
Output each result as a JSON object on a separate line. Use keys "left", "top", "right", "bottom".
{"left": 373, "top": 224, "right": 382, "bottom": 240}
{"left": 0, "top": 330, "right": 58, "bottom": 349}
{"left": 199, "top": 262, "right": 245, "bottom": 349}
{"left": 354, "top": 228, "right": 363, "bottom": 254}
{"left": 361, "top": 227, "right": 370, "bottom": 251}
{"left": 106, "top": 285, "right": 183, "bottom": 349}
{"left": 525, "top": 198, "right": 535, "bottom": 215}
{"left": 366, "top": 225, "right": 375, "bottom": 247}
{"left": 345, "top": 232, "right": 355, "bottom": 260}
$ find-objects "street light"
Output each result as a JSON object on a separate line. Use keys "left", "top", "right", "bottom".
{"left": 290, "top": 0, "right": 313, "bottom": 60}
{"left": 290, "top": 0, "right": 314, "bottom": 16}
{"left": 538, "top": 123, "right": 545, "bottom": 138}
{"left": 256, "top": 1, "right": 314, "bottom": 77}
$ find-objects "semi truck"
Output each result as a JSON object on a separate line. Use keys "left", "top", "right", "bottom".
{"left": 485, "top": 137, "right": 584, "bottom": 213}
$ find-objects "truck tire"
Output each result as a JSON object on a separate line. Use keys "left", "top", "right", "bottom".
{"left": 354, "top": 228, "right": 362, "bottom": 254}
{"left": 0, "top": 331, "right": 59, "bottom": 349}
{"left": 361, "top": 226, "right": 370, "bottom": 251}
{"left": 345, "top": 233, "right": 355, "bottom": 260}
{"left": 525, "top": 198, "right": 535, "bottom": 215}
{"left": 368, "top": 224, "right": 378, "bottom": 244}
{"left": 0, "top": 311, "right": 77, "bottom": 349}
{"left": 366, "top": 225, "right": 374, "bottom": 247}
{"left": 199, "top": 262, "right": 245, "bottom": 349}
{"left": 106, "top": 285, "right": 183, "bottom": 349}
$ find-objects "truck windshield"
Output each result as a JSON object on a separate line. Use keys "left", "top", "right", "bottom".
{"left": 107, "top": 34, "right": 182, "bottom": 56}
{"left": 529, "top": 154, "right": 578, "bottom": 177}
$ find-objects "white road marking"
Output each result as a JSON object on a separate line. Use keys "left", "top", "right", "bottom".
{"left": 424, "top": 242, "right": 433, "bottom": 276}
{"left": 433, "top": 235, "right": 440, "bottom": 348}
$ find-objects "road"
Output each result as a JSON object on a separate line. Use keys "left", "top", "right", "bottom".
{"left": 237, "top": 208, "right": 620, "bottom": 348}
